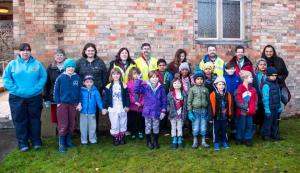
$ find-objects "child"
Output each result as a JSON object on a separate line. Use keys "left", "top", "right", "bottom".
{"left": 79, "top": 75, "right": 106, "bottom": 145}
{"left": 187, "top": 72, "right": 210, "bottom": 149}
{"left": 210, "top": 77, "right": 233, "bottom": 151}
{"left": 54, "top": 58, "right": 81, "bottom": 152}
{"left": 134, "top": 70, "right": 167, "bottom": 149}
{"left": 235, "top": 70, "right": 257, "bottom": 146}
{"left": 157, "top": 58, "right": 174, "bottom": 93}
{"left": 253, "top": 58, "right": 267, "bottom": 131}
{"left": 179, "top": 62, "right": 194, "bottom": 94}
{"left": 103, "top": 68, "right": 130, "bottom": 146}
{"left": 167, "top": 73, "right": 187, "bottom": 149}
{"left": 261, "top": 67, "right": 283, "bottom": 141}
{"left": 224, "top": 62, "right": 242, "bottom": 137}
{"left": 203, "top": 62, "right": 218, "bottom": 93}
{"left": 126, "top": 67, "right": 145, "bottom": 140}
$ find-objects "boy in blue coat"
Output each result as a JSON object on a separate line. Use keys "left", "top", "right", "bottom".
{"left": 261, "top": 67, "right": 283, "bottom": 141}
{"left": 79, "top": 75, "right": 106, "bottom": 145}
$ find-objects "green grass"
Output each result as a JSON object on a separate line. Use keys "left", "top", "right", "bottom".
{"left": 1, "top": 119, "right": 300, "bottom": 173}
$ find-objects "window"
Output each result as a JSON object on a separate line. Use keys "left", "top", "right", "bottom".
{"left": 197, "top": 0, "right": 244, "bottom": 41}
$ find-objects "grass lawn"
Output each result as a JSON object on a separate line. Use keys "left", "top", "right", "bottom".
{"left": 0, "top": 119, "right": 299, "bottom": 173}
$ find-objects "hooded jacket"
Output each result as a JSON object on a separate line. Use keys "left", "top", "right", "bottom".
{"left": 80, "top": 85, "right": 103, "bottom": 115}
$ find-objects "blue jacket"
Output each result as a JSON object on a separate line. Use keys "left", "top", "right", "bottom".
{"left": 224, "top": 73, "right": 242, "bottom": 96}
{"left": 103, "top": 82, "right": 130, "bottom": 109}
{"left": 80, "top": 85, "right": 103, "bottom": 115}
{"left": 262, "top": 79, "right": 282, "bottom": 114}
{"left": 54, "top": 73, "right": 81, "bottom": 104}
{"left": 2, "top": 55, "right": 47, "bottom": 98}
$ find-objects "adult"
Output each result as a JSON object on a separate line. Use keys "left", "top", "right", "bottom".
{"left": 134, "top": 43, "right": 158, "bottom": 80}
{"left": 168, "top": 49, "right": 188, "bottom": 74}
{"left": 107, "top": 47, "right": 136, "bottom": 84}
{"left": 44, "top": 48, "right": 66, "bottom": 124}
{"left": 2, "top": 43, "right": 47, "bottom": 151}
{"left": 228, "top": 45, "right": 254, "bottom": 75}
{"left": 261, "top": 45, "right": 289, "bottom": 88}
{"left": 76, "top": 43, "right": 108, "bottom": 132}
{"left": 195, "top": 45, "right": 225, "bottom": 77}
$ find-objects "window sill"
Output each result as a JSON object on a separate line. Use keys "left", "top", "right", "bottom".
{"left": 195, "top": 39, "right": 251, "bottom": 46}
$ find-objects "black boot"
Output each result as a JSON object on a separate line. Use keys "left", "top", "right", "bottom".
{"left": 112, "top": 135, "right": 119, "bottom": 146}
{"left": 119, "top": 133, "right": 126, "bottom": 145}
{"left": 153, "top": 134, "right": 160, "bottom": 149}
{"left": 146, "top": 134, "right": 154, "bottom": 149}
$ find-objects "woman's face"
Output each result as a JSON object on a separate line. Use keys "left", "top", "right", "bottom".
{"left": 20, "top": 49, "right": 31, "bottom": 60}
{"left": 85, "top": 47, "right": 96, "bottom": 58}
{"left": 120, "top": 49, "right": 128, "bottom": 61}
{"left": 54, "top": 53, "right": 65, "bottom": 64}
{"left": 265, "top": 47, "right": 274, "bottom": 58}
{"left": 180, "top": 53, "right": 186, "bottom": 62}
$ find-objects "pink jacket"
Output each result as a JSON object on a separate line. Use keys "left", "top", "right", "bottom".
{"left": 127, "top": 80, "right": 144, "bottom": 112}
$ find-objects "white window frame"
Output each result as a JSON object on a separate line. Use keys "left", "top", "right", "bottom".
{"left": 196, "top": 0, "right": 244, "bottom": 41}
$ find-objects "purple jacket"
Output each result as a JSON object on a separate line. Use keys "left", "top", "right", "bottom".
{"left": 127, "top": 80, "right": 144, "bottom": 112}
{"left": 134, "top": 80, "right": 167, "bottom": 118}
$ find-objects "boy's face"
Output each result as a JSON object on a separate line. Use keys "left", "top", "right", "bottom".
{"left": 246, "top": 75, "right": 253, "bottom": 84}
{"left": 225, "top": 67, "right": 236, "bottom": 75}
{"left": 84, "top": 79, "right": 94, "bottom": 88}
{"left": 204, "top": 68, "right": 212, "bottom": 76}
{"left": 173, "top": 80, "right": 182, "bottom": 90}
{"left": 158, "top": 62, "right": 166, "bottom": 72}
{"left": 268, "top": 74, "right": 277, "bottom": 81}
{"left": 180, "top": 69, "right": 189, "bottom": 77}
{"left": 65, "top": 67, "right": 75, "bottom": 75}
{"left": 150, "top": 74, "right": 159, "bottom": 84}
{"left": 258, "top": 62, "right": 267, "bottom": 71}
{"left": 195, "top": 77, "right": 204, "bottom": 86}
{"left": 216, "top": 82, "right": 225, "bottom": 91}
{"left": 112, "top": 72, "right": 121, "bottom": 81}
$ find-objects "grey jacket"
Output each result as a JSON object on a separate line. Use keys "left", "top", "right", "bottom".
{"left": 167, "top": 91, "right": 187, "bottom": 120}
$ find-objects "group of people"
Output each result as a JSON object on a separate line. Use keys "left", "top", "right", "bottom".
{"left": 2, "top": 42, "right": 289, "bottom": 153}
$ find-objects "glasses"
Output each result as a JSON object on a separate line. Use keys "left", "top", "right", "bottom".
{"left": 271, "top": 74, "right": 278, "bottom": 77}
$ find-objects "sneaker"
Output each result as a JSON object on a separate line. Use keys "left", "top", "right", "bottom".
{"left": 223, "top": 142, "right": 230, "bottom": 149}
{"left": 131, "top": 134, "right": 136, "bottom": 140}
{"left": 138, "top": 132, "right": 144, "bottom": 139}
{"left": 20, "top": 146, "right": 29, "bottom": 152}
{"left": 214, "top": 143, "right": 220, "bottom": 151}
{"left": 33, "top": 145, "right": 41, "bottom": 150}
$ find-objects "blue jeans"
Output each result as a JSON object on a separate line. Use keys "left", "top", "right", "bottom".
{"left": 192, "top": 110, "right": 208, "bottom": 137}
{"left": 9, "top": 94, "right": 43, "bottom": 148}
{"left": 261, "top": 112, "right": 279, "bottom": 138}
{"left": 236, "top": 115, "right": 253, "bottom": 141}
{"left": 213, "top": 120, "right": 228, "bottom": 144}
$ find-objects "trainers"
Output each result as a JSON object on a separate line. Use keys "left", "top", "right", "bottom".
{"left": 33, "top": 145, "right": 41, "bottom": 150}
{"left": 131, "top": 134, "right": 136, "bottom": 140}
{"left": 20, "top": 146, "right": 29, "bottom": 152}
{"left": 214, "top": 143, "right": 220, "bottom": 151}
{"left": 138, "top": 132, "right": 144, "bottom": 139}
{"left": 192, "top": 137, "right": 198, "bottom": 149}
{"left": 223, "top": 142, "right": 230, "bottom": 149}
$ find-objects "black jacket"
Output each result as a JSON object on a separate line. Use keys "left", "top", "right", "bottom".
{"left": 263, "top": 56, "right": 288, "bottom": 88}
{"left": 44, "top": 63, "right": 64, "bottom": 102}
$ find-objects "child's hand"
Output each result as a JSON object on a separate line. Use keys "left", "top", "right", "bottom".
{"left": 76, "top": 103, "right": 82, "bottom": 111}
{"left": 159, "top": 113, "right": 166, "bottom": 120}
{"left": 124, "top": 107, "right": 130, "bottom": 112}
{"left": 135, "top": 102, "right": 141, "bottom": 107}
{"left": 102, "top": 109, "right": 108, "bottom": 115}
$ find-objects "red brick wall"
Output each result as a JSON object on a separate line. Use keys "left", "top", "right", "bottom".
{"left": 13, "top": 0, "right": 300, "bottom": 116}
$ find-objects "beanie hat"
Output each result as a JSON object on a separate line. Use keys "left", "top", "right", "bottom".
{"left": 179, "top": 62, "right": 190, "bottom": 72}
{"left": 214, "top": 76, "right": 226, "bottom": 85}
{"left": 55, "top": 48, "right": 66, "bottom": 55}
{"left": 204, "top": 62, "right": 214, "bottom": 70}
{"left": 266, "top": 67, "right": 278, "bottom": 76}
{"left": 63, "top": 58, "right": 76, "bottom": 70}
{"left": 83, "top": 75, "right": 94, "bottom": 81}
{"left": 193, "top": 72, "right": 205, "bottom": 80}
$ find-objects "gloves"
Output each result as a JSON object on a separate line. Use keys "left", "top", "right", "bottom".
{"left": 44, "top": 101, "right": 51, "bottom": 108}
{"left": 265, "top": 113, "right": 271, "bottom": 117}
{"left": 188, "top": 112, "right": 195, "bottom": 122}
{"left": 160, "top": 113, "right": 166, "bottom": 120}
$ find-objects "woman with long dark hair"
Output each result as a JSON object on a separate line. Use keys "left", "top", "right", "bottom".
{"left": 168, "top": 49, "right": 188, "bottom": 74}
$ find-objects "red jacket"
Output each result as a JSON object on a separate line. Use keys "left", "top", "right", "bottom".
{"left": 228, "top": 56, "right": 254, "bottom": 75}
{"left": 234, "top": 84, "right": 257, "bottom": 117}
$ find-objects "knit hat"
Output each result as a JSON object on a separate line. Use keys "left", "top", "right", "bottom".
{"left": 204, "top": 62, "right": 214, "bottom": 70}
{"left": 193, "top": 72, "right": 205, "bottom": 80}
{"left": 55, "top": 48, "right": 65, "bottom": 55}
{"left": 266, "top": 67, "right": 278, "bottom": 76}
{"left": 179, "top": 62, "right": 190, "bottom": 72}
{"left": 214, "top": 76, "right": 226, "bottom": 85}
{"left": 255, "top": 58, "right": 267, "bottom": 70}
{"left": 63, "top": 58, "right": 76, "bottom": 70}
{"left": 83, "top": 75, "right": 94, "bottom": 81}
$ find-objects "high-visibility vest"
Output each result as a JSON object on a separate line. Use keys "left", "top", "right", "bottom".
{"left": 113, "top": 63, "right": 136, "bottom": 85}
{"left": 134, "top": 56, "right": 158, "bottom": 80}
{"left": 199, "top": 56, "right": 225, "bottom": 76}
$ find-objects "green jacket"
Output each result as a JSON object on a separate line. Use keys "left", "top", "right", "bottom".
{"left": 187, "top": 85, "right": 210, "bottom": 112}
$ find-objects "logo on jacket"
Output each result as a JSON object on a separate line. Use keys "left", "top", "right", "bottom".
{"left": 73, "top": 80, "right": 79, "bottom": 86}
{"left": 32, "top": 66, "right": 38, "bottom": 71}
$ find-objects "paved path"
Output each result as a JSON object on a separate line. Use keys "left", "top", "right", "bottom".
{"left": 0, "top": 92, "right": 11, "bottom": 120}
{"left": 0, "top": 129, "right": 16, "bottom": 161}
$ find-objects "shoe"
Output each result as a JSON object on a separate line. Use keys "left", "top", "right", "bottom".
{"left": 33, "top": 145, "right": 42, "bottom": 150}
{"left": 20, "top": 146, "right": 29, "bottom": 152}
{"left": 192, "top": 137, "right": 198, "bottom": 149}
{"left": 171, "top": 137, "right": 178, "bottom": 149}
{"left": 177, "top": 136, "right": 184, "bottom": 148}
{"left": 58, "top": 136, "right": 66, "bottom": 153}
{"left": 214, "top": 143, "right": 220, "bottom": 151}
{"left": 65, "top": 134, "right": 75, "bottom": 148}
{"left": 146, "top": 134, "right": 154, "bottom": 149}
{"left": 81, "top": 143, "right": 88, "bottom": 146}
{"left": 138, "top": 132, "right": 144, "bottom": 139}
{"left": 223, "top": 142, "right": 230, "bottom": 149}
{"left": 131, "top": 134, "right": 136, "bottom": 140}
{"left": 153, "top": 134, "right": 160, "bottom": 149}
{"left": 201, "top": 137, "right": 210, "bottom": 148}
{"left": 112, "top": 135, "right": 119, "bottom": 146}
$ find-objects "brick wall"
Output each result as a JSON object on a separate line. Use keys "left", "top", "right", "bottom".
{"left": 13, "top": 0, "right": 300, "bottom": 116}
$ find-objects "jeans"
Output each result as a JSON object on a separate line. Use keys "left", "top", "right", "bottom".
{"left": 192, "top": 110, "right": 208, "bottom": 137}
{"left": 213, "top": 119, "right": 228, "bottom": 144}
{"left": 236, "top": 115, "right": 253, "bottom": 141}
{"left": 261, "top": 112, "right": 279, "bottom": 138}
{"left": 9, "top": 94, "right": 43, "bottom": 148}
